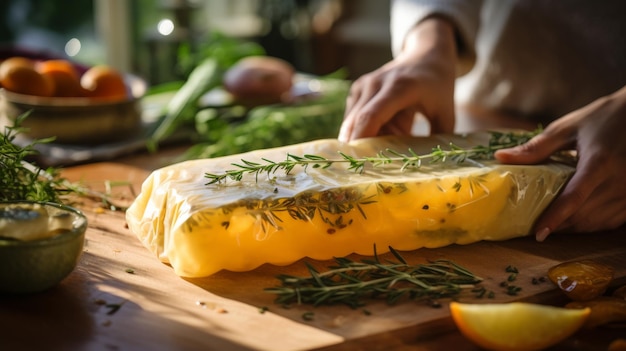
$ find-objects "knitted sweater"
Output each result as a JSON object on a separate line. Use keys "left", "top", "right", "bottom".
{"left": 391, "top": 0, "right": 626, "bottom": 123}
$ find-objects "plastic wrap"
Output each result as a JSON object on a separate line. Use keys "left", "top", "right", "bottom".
{"left": 125, "top": 133, "right": 574, "bottom": 278}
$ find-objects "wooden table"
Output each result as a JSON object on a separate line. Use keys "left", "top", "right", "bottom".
{"left": 1, "top": 148, "right": 625, "bottom": 351}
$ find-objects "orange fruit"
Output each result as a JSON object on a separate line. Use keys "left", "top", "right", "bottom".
{"left": 80, "top": 65, "right": 127, "bottom": 100}
{"left": 449, "top": 302, "right": 590, "bottom": 351}
{"left": 36, "top": 59, "right": 83, "bottom": 97}
{"left": 0, "top": 56, "right": 54, "bottom": 97}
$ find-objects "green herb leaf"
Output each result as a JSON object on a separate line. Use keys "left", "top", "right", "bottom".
{"left": 265, "top": 246, "right": 483, "bottom": 308}
{"left": 1, "top": 114, "right": 64, "bottom": 203}
{"left": 205, "top": 129, "right": 541, "bottom": 185}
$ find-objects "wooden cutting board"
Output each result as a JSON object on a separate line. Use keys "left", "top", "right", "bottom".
{"left": 1, "top": 162, "right": 624, "bottom": 351}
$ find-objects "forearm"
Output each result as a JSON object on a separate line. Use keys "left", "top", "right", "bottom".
{"left": 391, "top": 0, "right": 480, "bottom": 75}
{"left": 399, "top": 17, "right": 458, "bottom": 69}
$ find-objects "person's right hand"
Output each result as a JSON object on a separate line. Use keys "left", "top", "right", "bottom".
{"left": 495, "top": 85, "right": 626, "bottom": 240}
{"left": 338, "top": 18, "right": 459, "bottom": 142}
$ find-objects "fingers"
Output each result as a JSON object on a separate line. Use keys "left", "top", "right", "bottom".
{"left": 537, "top": 150, "right": 626, "bottom": 239}
{"left": 538, "top": 185, "right": 626, "bottom": 240}
{"left": 533, "top": 174, "right": 591, "bottom": 241}
{"left": 494, "top": 122, "right": 577, "bottom": 165}
{"left": 344, "top": 80, "right": 361, "bottom": 120}
{"left": 340, "top": 81, "right": 454, "bottom": 142}
{"left": 532, "top": 152, "right": 606, "bottom": 241}
{"left": 423, "top": 105, "right": 455, "bottom": 134}
{"left": 339, "top": 76, "right": 383, "bottom": 142}
{"left": 341, "top": 79, "right": 416, "bottom": 142}
{"left": 380, "top": 108, "right": 417, "bottom": 136}
{"left": 569, "top": 195, "right": 626, "bottom": 232}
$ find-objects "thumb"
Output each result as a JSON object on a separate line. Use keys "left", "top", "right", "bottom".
{"left": 494, "top": 129, "right": 573, "bottom": 165}
{"left": 424, "top": 106, "right": 455, "bottom": 134}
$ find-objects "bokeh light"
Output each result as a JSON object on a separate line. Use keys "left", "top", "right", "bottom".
{"left": 64, "top": 38, "right": 81, "bottom": 57}
{"left": 157, "top": 19, "right": 175, "bottom": 36}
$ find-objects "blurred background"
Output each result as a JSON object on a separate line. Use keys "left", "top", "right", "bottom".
{"left": 0, "top": 0, "right": 393, "bottom": 85}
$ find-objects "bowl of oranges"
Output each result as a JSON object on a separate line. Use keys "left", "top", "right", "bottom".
{"left": 0, "top": 54, "right": 146, "bottom": 145}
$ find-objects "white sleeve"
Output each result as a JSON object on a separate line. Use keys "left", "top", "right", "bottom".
{"left": 391, "top": 0, "right": 482, "bottom": 75}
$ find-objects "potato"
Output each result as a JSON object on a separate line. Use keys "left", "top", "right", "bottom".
{"left": 223, "top": 56, "right": 294, "bottom": 107}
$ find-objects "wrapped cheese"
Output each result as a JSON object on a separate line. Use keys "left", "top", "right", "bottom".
{"left": 126, "top": 133, "right": 574, "bottom": 277}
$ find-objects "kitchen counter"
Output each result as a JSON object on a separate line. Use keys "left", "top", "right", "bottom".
{"left": 1, "top": 148, "right": 625, "bottom": 351}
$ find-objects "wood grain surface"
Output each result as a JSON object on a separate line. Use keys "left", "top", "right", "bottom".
{"left": 1, "top": 162, "right": 624, "bottom": 351}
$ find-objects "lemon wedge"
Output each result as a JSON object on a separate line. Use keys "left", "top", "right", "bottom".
{"left": 449, "top": 302, "right": 590, "bottom": 351}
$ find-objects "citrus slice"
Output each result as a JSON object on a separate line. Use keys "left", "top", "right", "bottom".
{"left": 450, "top": 302, "right": 590, "bottom": 351}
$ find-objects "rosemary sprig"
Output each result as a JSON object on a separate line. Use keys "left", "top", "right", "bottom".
{"left": 265, "top": 246, "right": 483, "bottom": 309}
{"left": 205, "top": 129, "right": 540, "bottom": 184}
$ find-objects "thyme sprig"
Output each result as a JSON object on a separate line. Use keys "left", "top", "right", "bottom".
{"left": 1, "top": 113, "right": 64, "bottom": 203}
{"left": 1, "top": 114, "right": 132, "bottom": 210}
{"left": 265, "top": 246, "right": 483, "bottom": 308}
{"left": 205, "top": 129, "right": 540, "bottom": 184}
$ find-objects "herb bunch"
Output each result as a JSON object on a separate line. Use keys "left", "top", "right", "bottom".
{"left": 265, "top": 246, "right": 482, "bottom": 308}
{"left": 1, "top": 115, "right": 136, "bottom": 210}
{"left": 0, "top": 114, "right": 64, "bottom": 203}
{"left": 205, "top": 129, "right": 540, "bottom": 184}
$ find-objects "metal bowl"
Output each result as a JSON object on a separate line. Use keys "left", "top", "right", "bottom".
{"left": 0, "top": 74, "right": 146, "bottom": 145}
{"left": 0, "top": 201, "right": 87, "bottom": 294}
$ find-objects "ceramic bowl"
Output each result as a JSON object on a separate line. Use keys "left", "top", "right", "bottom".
{"left": 0, "top": 74, "right": 146, "bottom": 145}
{"left": 0, "top": 201, "right": 87, "bottom": 294}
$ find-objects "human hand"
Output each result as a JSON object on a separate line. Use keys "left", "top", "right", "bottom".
{"left": 338, "top": 18, "right": 458, "bottom": 142}
{"left": 495, "top": 85, "right": 626, "bottom": 241}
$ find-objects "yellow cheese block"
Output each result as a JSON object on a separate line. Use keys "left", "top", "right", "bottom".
{"left": 126, "top": 133, "right": 574, "bottom": 277}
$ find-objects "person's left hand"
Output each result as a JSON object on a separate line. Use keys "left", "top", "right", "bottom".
{"left": 494, "top": 85, "right": 626, "bottom": 241}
